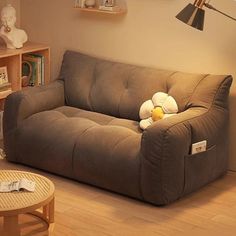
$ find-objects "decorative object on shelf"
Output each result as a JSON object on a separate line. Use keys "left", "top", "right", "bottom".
{"left": 85, "top": 0, "right": 96, "bottom": 8}
{"left": 0, "top": 4, "right": 28, "bottom": 49}
{"left": 104, "top": 0, "right": 116, "bottom": 7}
{"left": 176, "top": 0, "right": 236, "bottom": 31}
{"left": 75, "top": 0, "right": 86, "bottom": 8}
{"left": 22, "top": 61, "right": 33, "bottom": 87}
{"left": 0, "top": 66, "right": 11, "bottom": 102}
{"left": 99, "top": 0, "right": 119, "bottom": 12}
{"left": 0, "top": 66, "right": 8, "bottom": 85}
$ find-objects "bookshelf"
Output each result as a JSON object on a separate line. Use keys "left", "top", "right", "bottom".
{"left": 75, "top": 6, "right": 127, "bottom": 15}
{"left": 0, "top": 42, "right": 50, "bottom": 110}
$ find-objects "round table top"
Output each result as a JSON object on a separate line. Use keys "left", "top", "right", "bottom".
{"left": 0, "top": 170, "right": 55, "bottom": 216}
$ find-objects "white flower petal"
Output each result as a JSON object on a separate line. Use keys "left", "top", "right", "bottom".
{"left": 152, "top": 92, "right": 168, "bottom": 107}
{"left": 139, "top": 100, "right": 154, "bottom": 119}
{"left": 162, "top": 96, "right": 178, "bottom": 114}
{"left": 140, "top": 117, "right": 153, "bottom": 130}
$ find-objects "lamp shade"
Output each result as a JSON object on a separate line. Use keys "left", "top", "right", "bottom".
{"left": 176, "top": 3, "right": 205, "bottom": 31}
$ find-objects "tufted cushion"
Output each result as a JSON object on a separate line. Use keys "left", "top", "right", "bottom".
{"left": 60, "top": 51, "right": 170, "bottom": 121}
{"left": 60, "top": 51, "right": 226, "bottom": 121}
{"left": 54, "top": 106, "right": 141, "bottom": 133}
{"left": 16, "top": 106, "right": 142, "bottom": 197}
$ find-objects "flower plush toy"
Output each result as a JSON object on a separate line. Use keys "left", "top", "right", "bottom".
{"left": 139, "top": 92, "right": 178, "bottom": 130}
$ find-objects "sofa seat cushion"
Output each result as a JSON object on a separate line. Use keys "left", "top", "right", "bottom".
{"left": 54, "top": 106, "right": 142, "bottom": 134}
{"left": 16, "top": 106, "right": 143, "bottom": 199}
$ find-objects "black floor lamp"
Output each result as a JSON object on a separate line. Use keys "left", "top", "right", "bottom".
{"left": 176, "top": 0, "right": 236, "bottom": 31}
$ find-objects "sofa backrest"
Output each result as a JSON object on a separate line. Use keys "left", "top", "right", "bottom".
{"left": 59, "top": 51, "right": 232, "bottom": 121}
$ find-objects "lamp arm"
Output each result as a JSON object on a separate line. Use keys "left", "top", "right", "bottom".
{"left": 204, "top": 3, "right": 236, "bottom": 21}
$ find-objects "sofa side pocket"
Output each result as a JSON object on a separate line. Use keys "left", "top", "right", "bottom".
{"left": 183, "top": 145, "right": 216, "bottom": 195}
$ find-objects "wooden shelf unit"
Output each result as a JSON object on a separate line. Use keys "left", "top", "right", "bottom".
{"left": 75, "top": 6, "right": 127, "bottom": 15}
{"left": 0, "top": 42, "right": 50, "bottom": 109}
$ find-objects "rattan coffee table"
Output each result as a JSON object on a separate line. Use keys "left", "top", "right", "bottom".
{"left": 0, "top": 170, "right": 55, "bottom": 236}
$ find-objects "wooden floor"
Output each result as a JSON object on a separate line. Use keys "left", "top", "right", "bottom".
{"left": 1, "top": 157, "right": 236, "bottom": 236}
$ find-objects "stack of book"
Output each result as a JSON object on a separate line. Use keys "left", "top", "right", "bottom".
{"left": 22, "top": 53, "right": 45, "bottom": 87}
{"left": 0, "top": 82, "right": 11, "bottom": 92}
{"left": 0, "top": 82, "right": 12, "bottom": 98}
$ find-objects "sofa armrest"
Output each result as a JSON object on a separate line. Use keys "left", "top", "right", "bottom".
{"left": 3, "top": 79, "right": 65, "bottom": 132}
{"left": 141, "top": 106, "right": 229, "bottom": 205}
{"left": 3, "top": 79, "right": 65, "bottom": 162}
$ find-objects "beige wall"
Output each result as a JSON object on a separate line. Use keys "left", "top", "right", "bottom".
{"left": 0, "top": 1, "right": 5, "bottom": 9}
{"left": 20, "top": 0, "right": 236, "bottom": 170}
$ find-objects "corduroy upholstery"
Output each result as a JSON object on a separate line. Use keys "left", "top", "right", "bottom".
{"left": 3, "top": 51, "right": 233, "bottom": 205}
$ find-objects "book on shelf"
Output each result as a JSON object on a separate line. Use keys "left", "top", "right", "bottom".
{"left": 0, "top": 89, "right": 12, "bottom": 99}
{"left": 0, "top": 81, "right": 12, "bottom": 100}
{"left": 22, "top": 53, "right": 45, "bottom": 86}
{"left": 0, "top": 82, "right": 11, "bottom": 92}
{"left": 29, "top": 53, "right": 45, "bottom": 85}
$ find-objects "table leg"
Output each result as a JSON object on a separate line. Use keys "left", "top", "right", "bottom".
{"left": 43, "top": 204, "right": 49, "bottom": 218}
{"left": 48, "top": 197, "right": 55, "bottom": 223}
{"left": 3, "top": 215, "right": 20, "bottom": 236}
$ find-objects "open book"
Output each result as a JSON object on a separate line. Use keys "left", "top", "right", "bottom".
{"left": 0, "top": 178, "right": 36, "bottom": 192}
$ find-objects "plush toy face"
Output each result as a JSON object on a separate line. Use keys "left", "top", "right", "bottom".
{"left": 151, "top": 107, "right": 164, "bottom": 121}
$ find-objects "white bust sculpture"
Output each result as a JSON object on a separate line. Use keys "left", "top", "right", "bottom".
{"left": 0, "top": 4, "right": 28, "bottom": 49}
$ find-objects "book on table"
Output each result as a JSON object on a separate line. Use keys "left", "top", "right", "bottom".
{"left": 0, "top": 178, "right": 36, "bottom": 192}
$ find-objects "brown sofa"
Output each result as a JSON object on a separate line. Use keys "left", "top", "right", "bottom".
{"left": 3, "top": 51, "right": 233, "bottom": 205}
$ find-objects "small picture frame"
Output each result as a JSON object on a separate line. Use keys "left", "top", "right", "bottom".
{"left": 102, "top": 0, "right": 116, "bottom": 7}
{"left": 0, "top": 66, "right": 8, "bottom": 85}
{"left": 74, "top": 0, "right": 85, "bottom": 8}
